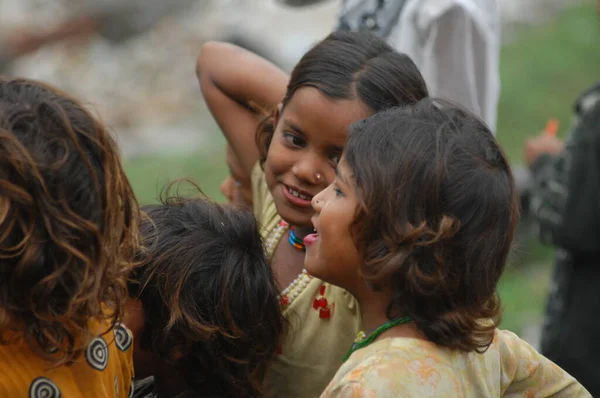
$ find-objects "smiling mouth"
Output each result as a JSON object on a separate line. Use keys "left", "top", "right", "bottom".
{"left": 286, "top": 185, "right": 313, "bottom": 201}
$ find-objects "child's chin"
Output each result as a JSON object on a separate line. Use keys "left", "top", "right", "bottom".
{"left": 304, "top": 256, "right": 324, "bottom": 280}
{"left": 274, "top": 201, "right": 313, "bottom": 228}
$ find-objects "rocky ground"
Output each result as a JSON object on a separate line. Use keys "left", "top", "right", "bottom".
{"left": 0, "top": 0, "right": 580, "bottom": 157}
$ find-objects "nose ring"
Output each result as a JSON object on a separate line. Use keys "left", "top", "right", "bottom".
{"left": 314, "top": 172, "right": 322, "bottom": 181}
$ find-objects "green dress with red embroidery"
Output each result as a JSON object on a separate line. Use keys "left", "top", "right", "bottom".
{"left": 252, "top": 163, "right": 362, "bottom": 398}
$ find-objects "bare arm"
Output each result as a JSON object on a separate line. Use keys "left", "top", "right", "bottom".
{"left": 196, "top": 41, "right": 289, "bottom": 177}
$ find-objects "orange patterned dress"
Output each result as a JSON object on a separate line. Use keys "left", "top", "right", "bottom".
{"left": 320, "top": 329, "right": 591, "bottom": 397}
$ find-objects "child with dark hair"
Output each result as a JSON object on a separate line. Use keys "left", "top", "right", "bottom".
{"left": 125, "top": 186, "right": 285, "bottom": 398}
{"left": 197, "top": 30, "right": 429, "bottom": 397}
{"left": 0, "top": 77, "right": 140, "bottom": 397}
{"left": 305, "top": 99, "right": 591, "bottom": 397}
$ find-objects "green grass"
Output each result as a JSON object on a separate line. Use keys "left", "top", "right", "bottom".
{"left": 494, "top": 0, "right": 599, "bottom": 334}
{"left": 123, "top": 1, "right": 598, "bottom": 336}
{"left": 498, "top": 260, "right": 552, "bottom": 333}
{"left": 497, "top": 0, "right": 600, "bottom": 162}
{"left": 499, "top": 240, "right": 555, "bottom": 332}
{"left": 124, "top": 137, "right": 228, "bottom": 204}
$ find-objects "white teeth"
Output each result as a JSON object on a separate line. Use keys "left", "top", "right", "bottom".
{"left": 288, "top": 187, "right": 311, "bottom": 201}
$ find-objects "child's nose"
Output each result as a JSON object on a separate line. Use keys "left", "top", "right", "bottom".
{"left": 293, "top": 154, "right": 326, "bottom": 185}
{"left": 311, "top": 187, "right": 328, "bottom": 213}
{"left": 311, "top": 195, "right": 322, "bottom": 213}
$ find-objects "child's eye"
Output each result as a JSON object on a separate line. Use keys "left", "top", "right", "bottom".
{"left": 283, "top": 132, "right": 306, "bottom": 148}
{"left": 329, "top": 153, "right": 341, "bottom": 166}
{"left": 334, "top": 186, "right": 344, "bottom": 197}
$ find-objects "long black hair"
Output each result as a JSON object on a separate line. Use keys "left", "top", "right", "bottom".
{"left": 256, "top": 30, "right": 429, "bottom": 163}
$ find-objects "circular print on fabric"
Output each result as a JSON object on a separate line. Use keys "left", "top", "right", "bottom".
{"left": 86, "top": 336, "right": 109, "bottom": 371}
{"left": 29, "top": 377, "right": 61, "bottom": 398}
{"left": 114, "top": 322, "right": 133, "bottom": 352}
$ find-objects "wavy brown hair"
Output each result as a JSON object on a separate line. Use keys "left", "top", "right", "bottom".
{"left": 255, "top": 30, "right": 428, "bottom": 165}
{"left": 131, "top": 182, "right": 285, "bottom": 397}
{"left": 345, "top": 99, "right": 520, "bottom": 352}
{"left": 0, "top": 77, "right": 140, "bottom": 365}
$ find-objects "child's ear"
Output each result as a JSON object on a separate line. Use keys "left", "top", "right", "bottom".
{"left": 273, "top": 103, "right": 283, "bottom": 127}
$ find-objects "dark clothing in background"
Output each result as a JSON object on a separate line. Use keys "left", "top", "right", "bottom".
{"left": 531, "top": 82, "right": 600, "bottom": 396}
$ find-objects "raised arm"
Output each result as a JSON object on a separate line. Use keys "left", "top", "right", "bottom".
{"left": 196, "top": 41, "right": 289, "bottom": 177}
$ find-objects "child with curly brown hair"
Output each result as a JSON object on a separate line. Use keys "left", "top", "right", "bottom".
{"left": 0, "top": 77, "right": 140, "bottom": 397}
{"left": 125, "top": 185, "right": 285, "bottom": 398}
{"left": 305, "top": 100, "right": 591, "bottom": 397}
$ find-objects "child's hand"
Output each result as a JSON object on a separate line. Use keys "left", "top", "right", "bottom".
{"left": 524, "top": 133, "right": 564, "bottom": 166}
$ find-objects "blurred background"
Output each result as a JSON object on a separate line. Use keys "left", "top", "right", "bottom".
{"left": 0, "top": 0, "right": 597, "bottom": 344}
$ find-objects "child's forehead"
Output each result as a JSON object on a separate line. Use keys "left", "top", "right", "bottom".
{"left": 286, "top": 86, "right": 370, "bottom": 115}
{"left": 282, "top": 87, "right": 371, "bottom": 140}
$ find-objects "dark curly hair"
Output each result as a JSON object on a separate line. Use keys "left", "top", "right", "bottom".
{"left": 131, "top": 182, "right": 285, "bottom": 397}
{"left": 255, "top": 30, "right": 428, "bottom": 164}
{"left": 0, "top": 77, "right": 140, "bottom": 365}
{"left": 345, "top": 99, "right": 520, "bottom": 352}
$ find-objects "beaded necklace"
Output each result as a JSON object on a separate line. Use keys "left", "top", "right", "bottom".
{"left": 343, "top": 316, "right": 413, "bottom": 361}
{"left": 265, "top": 220, "right": 313, "bottom": 309}
{"left": 288, "top": 227, "right": 306, "bottom": 251}
{"left": 264, "top": 220, "right": 288, "bottom": 258}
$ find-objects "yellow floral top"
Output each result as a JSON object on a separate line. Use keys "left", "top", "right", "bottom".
{"left": 252, "top": 163, "right": 362, "bottom": 398}
{"left": 320, "top": 329, "right": 591, "bottom": 397}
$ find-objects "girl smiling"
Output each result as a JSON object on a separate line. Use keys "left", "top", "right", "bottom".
{"left": 197, "top": 31, "right": 428, "bottom": 397}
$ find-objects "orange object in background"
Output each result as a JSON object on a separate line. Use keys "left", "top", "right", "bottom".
{"left": 545, "top": 119, "right": 559, "bottom": 137}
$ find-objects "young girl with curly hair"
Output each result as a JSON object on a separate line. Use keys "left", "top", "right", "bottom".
{"left": 0, "top": 77, "right": 140, "bottom": 397}
{"left": 197, "top": 31, "right": 429, "bottom": 397}
{"left": 126, "top": 186, "right": 285, "bottom": 398}
{"left": 306, "top": 100, "right": 591, "bottom": 397}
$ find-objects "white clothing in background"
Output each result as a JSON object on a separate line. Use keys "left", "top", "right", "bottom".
{"left": 392, "top": 0, "right": 500, "bottom": 131}
{"left": 338, "top": 0, "right": 501, "bottom": 132}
